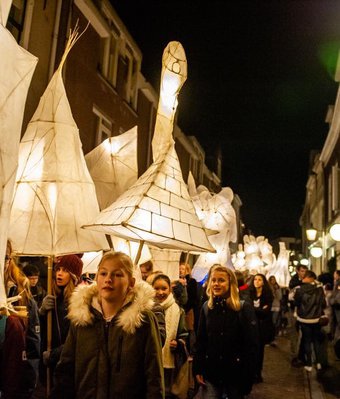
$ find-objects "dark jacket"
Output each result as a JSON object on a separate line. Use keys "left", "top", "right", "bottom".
{"left": 249, "top": 289, "right": 274, "bottom": 345}
{"left": 7, "top": 286, "right": 40, "bottom": 397}
{"left": 0, "top": 315, "right": 34, "bottom": 399}
{"left": 40, "top": 289, "right": 69, "bottom": 370}
{"left": 193, "top": 299, "right": 258, "bottom": 395}
{"left": 295, "top": 282, "right": 326, "bottom": 323}
{"left": 289, "top": 274, "right": 303, "bottom": 289}
{"left": 50, "top": 282, "right": 164, "bottom": 399}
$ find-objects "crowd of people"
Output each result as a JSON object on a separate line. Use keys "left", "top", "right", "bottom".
{"left": 1, "top": 241, "right": 340, "bottom": 399}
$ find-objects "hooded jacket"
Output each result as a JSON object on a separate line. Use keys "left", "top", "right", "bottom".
{"left": 295, "top": 282, "right": 326, "bottom": 323}
{"left": 50, "top": 281, "right": 164, "bottom": 399}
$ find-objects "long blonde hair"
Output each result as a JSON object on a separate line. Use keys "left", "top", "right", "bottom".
{"left": 206, "top": 265, "right": 241, "bottom": 311}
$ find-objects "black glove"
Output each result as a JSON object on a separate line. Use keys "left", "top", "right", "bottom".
{"left": 39, "top": 294, "right": 55, "bottom": 315}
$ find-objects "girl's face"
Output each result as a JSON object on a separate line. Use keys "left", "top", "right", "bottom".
{"left": 153, "top": 278, "right": 171, "bottom": 303}
{"left": 97, "top": 259, "right": 134, "bottom": 303}
{"left": 210, "top": 271, "right": 229, "bottom": 297}
{"left": 254, "top": 275, "right": 264, "bottom": 288}
{"left": 269, "top": 276, "right": 276, "bottom": 285}
{"left": 55, "top": 266, "right": 71, "bottom": 287}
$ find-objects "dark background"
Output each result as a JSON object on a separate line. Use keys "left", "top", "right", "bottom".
{"left": 110, "top": 0, "right": 340, "bottom": 239}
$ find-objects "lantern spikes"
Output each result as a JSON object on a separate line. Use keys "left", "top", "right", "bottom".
{"left": 9, "top": 26, "right": 109, "bottom": 256}
{"left": 83, "top": 41, "right": 215, "bottom": 255}
{"left": 0, "top": 2, "right": 38, "bottom": 307}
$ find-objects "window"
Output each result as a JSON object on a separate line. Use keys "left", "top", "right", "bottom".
{"left": 6, "top": 0, "right": 27, "bottom": 42}
{"left": 93, "top": 106, "right": 112, "bottom": 146}
{"left": 331, "top": 163, "right": 340, "bottom": 213}
{"left": 100, "top": 34, "right": 119, "bottom": 86}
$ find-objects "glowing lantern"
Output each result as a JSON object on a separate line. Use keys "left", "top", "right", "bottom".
{"left": 0, "top": 1, "right": 38, "bottom": 307}
{"left": 9, "top": 27, "right": 109, "bottom": 256}
{"left": 85, "top": 126, "right": 138, "bottom": 210}
{"left": 83, "top": 42, "right": 214, "bottom": 258}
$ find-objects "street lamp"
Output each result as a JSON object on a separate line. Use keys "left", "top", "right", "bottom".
{"left": 306, "top": 227, "right": 318, "bottom": 241}
{"left": 329, "top": 223, "right": 340, "bottom": 241}
{"left": 310, "top": 246, "right": 323, "bottom": 258}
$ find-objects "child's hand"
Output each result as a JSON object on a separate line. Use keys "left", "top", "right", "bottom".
{"left": 170, "top": 339, "right": 177, "bottom": 349}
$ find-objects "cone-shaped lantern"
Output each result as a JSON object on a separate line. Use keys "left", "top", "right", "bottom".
{"left": 84, "top": 42, "right": 214, "bottom": 253}
{"left": 188, "top": 173, "right": 237, "bottom": 281}
{"left": 9, "top": 28, "right": 108, "bottom": 256}
{"left": 0, "top": 3, "right": 38, "bottom": 306}
{"left": 85, "top": 126, "right": 138, "bottom": 210}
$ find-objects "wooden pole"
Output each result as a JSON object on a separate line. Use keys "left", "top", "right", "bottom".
{"left": 46, "top": 255, "right": 53, "bottom": 396}
{"left": 184, "top": 251, "right": 190, "bottom": 265}
{"left": 134, "top": 240, "right": 144, "bottom": 266}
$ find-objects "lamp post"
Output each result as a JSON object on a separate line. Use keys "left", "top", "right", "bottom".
{"left": 306, "top": 223, "right": 340, "bottom": 273}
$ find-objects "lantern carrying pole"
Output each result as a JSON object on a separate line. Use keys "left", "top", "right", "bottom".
{"left": 134, "top": 241, "right": 145, "bottom": 266}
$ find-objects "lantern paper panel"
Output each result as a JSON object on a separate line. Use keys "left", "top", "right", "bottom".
{"left": 84, "top": 145, "right": 214, "bottom": 252}
{"left": 9, "top": 49, "right": 108, "bottom": 256}
{"left": 150, "top": 247, "right": 181, "bottom": 282}
{"left": 0, "top": 8, "right": 38, "bottom": 305}
{"left": 85, "top": 126, "right": 138, "bottom": 210}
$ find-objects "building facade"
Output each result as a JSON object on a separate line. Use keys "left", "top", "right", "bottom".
{"left": 7, "top": 0, "right": 247, "bottom": 250}
{"left": 300, "top": 66, "right": 340, "bottom": 274}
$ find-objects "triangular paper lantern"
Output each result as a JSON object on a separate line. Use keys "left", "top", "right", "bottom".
{"left": 9, "top": 30, "right": 108, "bottom": 256}
{"left": 0, "top": 5, "right": 38, "bottom": 305}
{"left": 85, "top": 126, "right": 138, "bottom": 210}
{"left": 84, "top": 42, "right": 214, "bottom": 253}
{"left": 0, "top": 0, "right": 11, "bottom": 25}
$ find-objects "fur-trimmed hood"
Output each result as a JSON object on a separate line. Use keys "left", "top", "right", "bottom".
{"left": 68, "top": 281, "right": 156, "bottom": 334}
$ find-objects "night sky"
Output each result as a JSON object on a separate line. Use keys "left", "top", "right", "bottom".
{"left": 110, "top": 1, "right": 340, "bottom": 240}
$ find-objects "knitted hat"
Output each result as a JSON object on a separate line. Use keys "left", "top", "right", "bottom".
{"left": 57, "top": 255, "right": 83, "bottom": 282}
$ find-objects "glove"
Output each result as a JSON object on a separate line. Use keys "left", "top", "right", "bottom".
{"left": 39, "top": 294, "right": 55, "bottom": 315}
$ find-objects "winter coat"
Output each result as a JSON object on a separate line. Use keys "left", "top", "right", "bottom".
{"left": 250, "top": 290, "right": 274, "bottom": 345}
{"left": 40, "top": 289, "right": 69, "bottom": 370}
{"left": 193, "top": 298, "right": 258, "bottom": 395}
{"left": 295, "top": 282, "right": 326, "bottom": 323}
{"left": 0, "top": 315, "right": 36, "bottom": 399}
{"left": 6, "top": 286, "right": 40, "bottom": 397}
{"left": 50, "top": 281, "right": 164, "bottom": 399}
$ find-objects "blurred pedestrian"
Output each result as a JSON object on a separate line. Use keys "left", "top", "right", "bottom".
{"left": 268, "top": 275, "right": 282, "bottom": 339}
{"left": 294, "top": 270, "right": 326, "bottom": 371}
{"left": 23, "top": 264, "right": 47, "bottom": 308}
{"left": 249, "top": 273, "right": 274, "bottom": 383}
